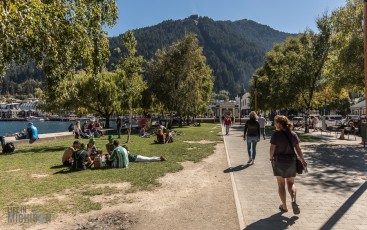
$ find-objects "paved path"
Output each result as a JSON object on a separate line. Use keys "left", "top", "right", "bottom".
{"left": 223, "top": 124, "right": 367, "bottom": 230}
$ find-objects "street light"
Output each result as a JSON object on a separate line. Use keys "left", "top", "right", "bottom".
{"left": 253, "top": 75, "right": 259, "bottom": 112}
{"left": 364, "top": 0, "right": 367, "bottom": 112}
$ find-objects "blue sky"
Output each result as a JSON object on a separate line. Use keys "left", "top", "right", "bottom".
{"left": 104, "top": 0, "right": 347, "bottom": 37}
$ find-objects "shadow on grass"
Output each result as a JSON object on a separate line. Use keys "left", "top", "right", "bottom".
{"left": 243, "top": 212, "right": 299, "bottom": 230}
{"left": 16, "top": 146, "right": 66, "bottom": 154}
{"left": 50, "top": 165, "right": 67, "bottom": 169}
{"left": 224, "top": 164, "right": 251, "bottom": 173}
{"left": 53, "top": 169, "right": 82, "bottom": 174}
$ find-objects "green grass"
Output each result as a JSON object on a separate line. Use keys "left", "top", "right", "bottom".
{"left": 0, "top": 123, "right": 222, "bottom": 216}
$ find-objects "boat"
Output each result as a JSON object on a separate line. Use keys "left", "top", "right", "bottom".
{"left": 27, "top": 116, "right": 45, "bottom": 121}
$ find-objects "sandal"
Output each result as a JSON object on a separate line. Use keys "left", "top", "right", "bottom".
{"left": 292, "top": 202, "right": 300, "bottom": 215}
{"left": 279, "top": 205, "right": 288, "bottom": 212}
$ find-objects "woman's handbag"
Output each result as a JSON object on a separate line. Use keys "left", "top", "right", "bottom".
{"left": 282, "top": 131, "right": 307, "bottom": 174}
{"left": 296, "top": 158, "right": 305, "bottom": 174}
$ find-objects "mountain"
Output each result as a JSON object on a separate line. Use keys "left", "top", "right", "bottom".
{"left": 108, "top": 15, "right": 294, "bottom": 96}
{"left": 4, "top": 15, "right": 294, "bottom": 97}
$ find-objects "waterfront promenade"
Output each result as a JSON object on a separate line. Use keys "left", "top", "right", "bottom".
{"left": 223, "top": 124, "right": 367, "bottom": 230}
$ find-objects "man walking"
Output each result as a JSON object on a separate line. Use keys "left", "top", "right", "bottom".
{"left": 258, "top": 114, "right": 267, "bottom": 140}
{"left": 223, "top": 115, "right": 232, "bottom": 135}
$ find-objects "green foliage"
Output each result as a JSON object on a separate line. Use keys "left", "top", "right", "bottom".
{"left": 116, "top": 31, "right": 147, "bottom": 142}
{"left": 326, "top": 0, "right": 364, "bottom": 92}
{"left": 147, "top": 33, "right": 214, "bottom": 115}
{"left": 254, "top": 14, "right": 333, "bottom": 124}
{"left": 0, "top": 0, "right": 118, "bottom": 101}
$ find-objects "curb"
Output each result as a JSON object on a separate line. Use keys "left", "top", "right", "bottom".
{"left": 222, "top": 125, "right": 246, "bottom": 229}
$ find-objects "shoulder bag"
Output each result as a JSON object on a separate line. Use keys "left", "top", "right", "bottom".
{"left": 282, "top": 131, "right": 307, "bottom": 174}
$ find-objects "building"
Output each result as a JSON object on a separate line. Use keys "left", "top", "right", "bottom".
{"left": 0, "top": 99, "right": 41, "bottom": 119}
{"left": 350, "top": 100, "right": 366, "bottom": 115}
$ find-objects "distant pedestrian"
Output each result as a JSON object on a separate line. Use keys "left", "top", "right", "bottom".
{"left": 223, "top": 115, "right": 232, "bottom": 135}
{"left": 258, "top": 114, "right": 267, "bottom": 140}
{"left": 269, "top": 115, "right": 307, "bottom": 214}
{"left": 116, "top": 116, "right": 122, "bottom": 138}
{"left": 243, "top": 111, "right": 260, "bottom": 165}
{"left": 312, "top": 116, "right": 319, "bottom": 132}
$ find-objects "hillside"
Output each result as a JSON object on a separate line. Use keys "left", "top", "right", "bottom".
{"left": 4, "top": 15, "right": 294, "bottom": 97}
{"left": 109, "top": 16, "right": 294, "bottom": 96}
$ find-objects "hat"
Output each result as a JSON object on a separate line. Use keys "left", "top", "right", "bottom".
{"left": 108, "top": 135, "right": 114, "bottom": 140}
{"left": 80, "top": 143, "right": 85, "bottom": 149}
{"left": 89, "top": 138, "right": 95, "bottom": 143}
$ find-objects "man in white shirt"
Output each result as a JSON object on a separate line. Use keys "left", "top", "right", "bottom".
{"left": 258, "top": 114, "right": 267, "bottom": 140}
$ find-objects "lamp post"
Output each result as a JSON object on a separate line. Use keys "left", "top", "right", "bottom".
{"left": 364, "top": 0, "right": 367, "bottom": 113}
{"left": 253, "top": 75, "right": 259, "bottom": 112}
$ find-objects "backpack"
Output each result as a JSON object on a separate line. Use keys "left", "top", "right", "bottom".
{"left": 3, "top": 142, "right": 15, "bottom": 154}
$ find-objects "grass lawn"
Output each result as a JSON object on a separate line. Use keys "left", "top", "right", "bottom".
{"left": 0, "top": 123, "right": 222, "bottom": 216}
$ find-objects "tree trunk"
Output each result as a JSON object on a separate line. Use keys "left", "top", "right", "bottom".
{"left": 304, "top": 109, "right": 310, "bottom": 133}
{"left": 104, "top": 115, "right": 110, "bottom": 128}
{"left": 126, "top": 102, "right": 132, "bottom": 143}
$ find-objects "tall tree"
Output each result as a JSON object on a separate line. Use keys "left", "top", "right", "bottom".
{"left": 147, "top": 33, "right": 213, "bottom": 117}
{"left": 326, "top": 0, "right": 363, "bottom": 92}
{"left": 254, "top": 14, "right": 332, "bottom": 133}
{"left": 116, "top": 31, "right": 146, "bottom": 143}
{"left": 1, "top": 0, "right": 118, "bottom": 112}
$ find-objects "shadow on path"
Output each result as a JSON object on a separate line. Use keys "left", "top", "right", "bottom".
{"left": 243, "top": 212, "right": 299, "bottom": 230}
{"left": 319, "top": 181, "right": 367, "bottom": 230}
{"left": 223, "top": 164, "right": 251, "bottom": 173}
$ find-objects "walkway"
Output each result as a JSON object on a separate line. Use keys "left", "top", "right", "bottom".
{"left": 223, "top": 124, "right": 367, "bottom": 230}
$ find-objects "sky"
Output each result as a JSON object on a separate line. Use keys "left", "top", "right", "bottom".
{"left": 104, "top": 0, "right": 347, "bottom": 37}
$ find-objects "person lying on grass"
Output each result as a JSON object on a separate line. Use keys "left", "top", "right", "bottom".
{"left": 62, "top": 140, "right": 81, "bottom": 166}
{"left": 121, "top": 145, "right": 167, "bottom": 162}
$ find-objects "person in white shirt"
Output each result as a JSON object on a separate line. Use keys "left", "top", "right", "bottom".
{"left": 258, "top": 114, "right": 267, "bottom": 140}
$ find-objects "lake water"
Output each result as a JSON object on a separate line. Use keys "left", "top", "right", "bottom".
{"left": 0, "top": 121, "right": 117, "bottom": 136}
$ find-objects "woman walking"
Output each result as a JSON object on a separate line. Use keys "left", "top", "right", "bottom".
{"left": 243, "top": 111, "right": 260, "bottom": 165}
{"left": 270, "top": 115, "right": 307, "bottom": 214}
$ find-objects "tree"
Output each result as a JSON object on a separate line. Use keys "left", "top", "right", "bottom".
{"left": 1, "top": 0, "right": 118, "bottom": 112}
{"left": 254, "top": 14, "right": 332, "bottom": 133}
{"left": 116, "top": 31, "right": 146, "bottom": 143}
{"left": 326, "top": 0, "right": 364, "bottom": 92}
{"left": 147, "top": 33, "right": 213, "bottom": 117}
{"left": 73, "top": 71, "right": 121, "bottom": 128}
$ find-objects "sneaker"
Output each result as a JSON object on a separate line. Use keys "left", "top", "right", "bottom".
{"left": 160, "top": 156, "right": 167, "bottom": 161}
{"left": 251, "top": 160, "right": 255, "bottom": 165}
{"left": 247, "top": 159, "right": 252, "bottom": 164}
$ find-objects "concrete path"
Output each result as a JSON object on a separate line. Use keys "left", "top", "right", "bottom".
{"left": 223, "top": 124, "right": 367, "bottom": 230}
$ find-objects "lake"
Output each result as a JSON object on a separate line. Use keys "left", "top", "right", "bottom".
{"left": 0, "top": 121, "right": 118, "bottom": 136}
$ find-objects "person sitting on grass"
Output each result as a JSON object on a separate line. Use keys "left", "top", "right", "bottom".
{"left": 122, "top": 145, "right": 167, "bottom": 162}
{"left": 105, "top": 135, "right": 115, "bottom": 154}
{"left": 154, "top": 126, "right": 165, "bottom": 144}
{"left": 106, "top": 140, "right": 129, "bottom": 168}
{"left": 164, "top": 129, "right": 174, "bottom": 143}
{"left": 71, "top": 143, "right": 87, "bottom": 171}
{"left": 139, "top": 125, "right": 150, "bottom": 138}
{"left": 62, "top": 140, "right": 81, "bottom": 166}
{"left": 86, "top": 138, "right": 98, "bottom": 159}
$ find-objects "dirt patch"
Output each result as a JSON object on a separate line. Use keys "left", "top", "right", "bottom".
{"left": 76, "top": 212, "right": 137, "bottom": 230}
{"left": 6, "top": 143, "right": 238, "bottom": 230}
{"left": 31, "top": 174, "right": 49, "bottom": 178}
{"left": 6, "top": 169, "right": 21, "bottom": 173}
{"left": 183, "top": 140, "right": 222, "bottom": 144}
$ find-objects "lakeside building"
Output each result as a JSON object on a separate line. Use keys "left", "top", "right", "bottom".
{"left": 0, "top": 99, "right": 42, "bottom": 119}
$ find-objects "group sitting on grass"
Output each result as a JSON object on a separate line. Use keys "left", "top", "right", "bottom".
{"left": 62, "top": 135, "right": 166, "bottom": 170}
{"left": 154, "top": 126, "right": 174, "bottom": 144}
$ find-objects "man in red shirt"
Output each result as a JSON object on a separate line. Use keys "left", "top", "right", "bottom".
{"left": 223, "top": 115, "right": 232, "bottom": 135}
